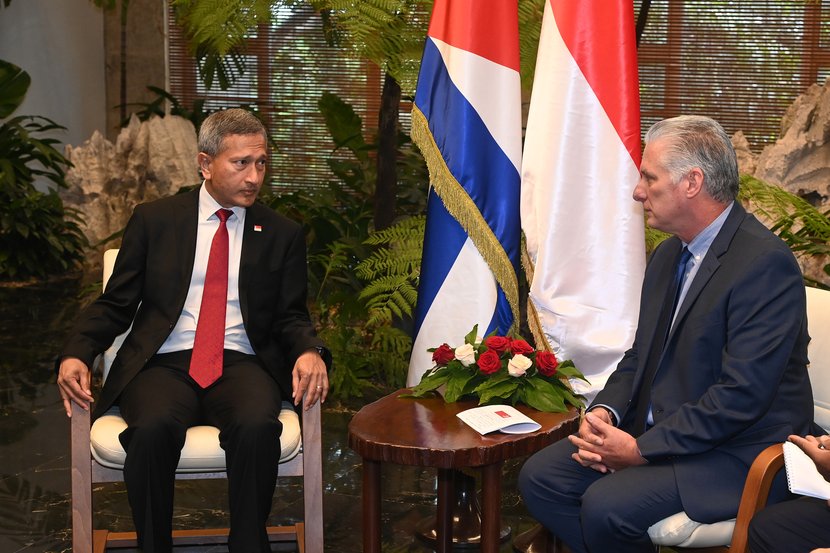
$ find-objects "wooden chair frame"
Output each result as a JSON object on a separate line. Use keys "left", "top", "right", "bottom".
{"left": 667, "top": 442, "right": 784, "bottom": 553}
{"left": 70, "top": 397, "right": 323, "bottom": 553}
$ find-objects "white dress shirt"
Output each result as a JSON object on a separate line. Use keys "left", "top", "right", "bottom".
{"left": 157, "top": 184, "right": 255, "bottom": 355}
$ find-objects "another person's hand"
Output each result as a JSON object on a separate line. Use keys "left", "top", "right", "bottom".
{"left": 291, "top": 349, "right": 328, "bottom": 410}
{"left": 56, "top": 357, "right": 94, "bottom": 417}
{"left": 569, "top": 411, "right": 646, "bottom": 473}
{"left": 789, "top": 434, "right": 830, "bottom": 480}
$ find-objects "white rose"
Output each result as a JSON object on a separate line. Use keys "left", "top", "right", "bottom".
{"left": 508, "top": 354, "right": 532, "bottom": 377}
{"left": 455, "top": 343, "right": 476, "bottom": 367}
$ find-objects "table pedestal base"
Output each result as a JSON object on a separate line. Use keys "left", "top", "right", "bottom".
{"left": 512, "top": 524, "right": 571, "bottom": 553}
{"left": 415, "top": 470, "right": 511, "bottom": 548}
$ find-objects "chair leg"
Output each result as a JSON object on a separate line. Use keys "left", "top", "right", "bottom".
{"left": 295, "top": 521, "right": 306, "bottom": 553}
{"left": 92, "top": 530, "right": 109, "bottom": 553}
{"left": 71, "top": 402, "right": 93, "bottom": 553}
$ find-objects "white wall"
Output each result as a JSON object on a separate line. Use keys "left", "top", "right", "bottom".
{"left": 0, "top": 0, "right": 106, "bottom": 150}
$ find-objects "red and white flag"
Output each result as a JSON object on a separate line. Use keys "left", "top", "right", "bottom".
{"left": 521, "top": 0, "right": 645, "bottom": 402}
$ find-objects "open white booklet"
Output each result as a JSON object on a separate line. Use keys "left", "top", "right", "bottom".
{"left": 456, "top": 404, "right": 542, "bottom": 435}
{"left": 783, "top": 440, "right": 830, "bottom": 500}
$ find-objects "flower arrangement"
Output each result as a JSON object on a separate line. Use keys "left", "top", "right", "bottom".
{"left": 408, "top": 325, "right": 586, "bottom": 413}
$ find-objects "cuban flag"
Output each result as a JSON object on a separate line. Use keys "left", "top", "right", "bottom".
{"left": 521, "top": 0, "right": 646, "bottom": 402}
{"left": 407, "top": 0, "right": 522, "bottom": 386}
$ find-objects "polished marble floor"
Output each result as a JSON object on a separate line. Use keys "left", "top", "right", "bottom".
{"left": 0, "top": 282, "right": 542, "bottom": 552}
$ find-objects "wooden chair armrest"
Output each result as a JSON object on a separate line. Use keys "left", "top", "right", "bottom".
{"left": 727, "top": 443, "right": 785, "bottom": 553}
{"left": 300, "top": 398, "right": 324, "bottom": 553}
{"left": 70, "top": 402, "right": 93, "bottom": 552}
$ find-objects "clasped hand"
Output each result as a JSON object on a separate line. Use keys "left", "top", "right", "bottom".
{"left": 568, "top": 410, "right": 646, "bottom": 473}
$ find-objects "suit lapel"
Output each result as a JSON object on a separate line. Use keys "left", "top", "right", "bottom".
{"left": 178, "top": 189, "right": 200, "bottom": 291}
{"left": 628, "top": 239, "right": 682, "bottom": 397}
{"left": 238, "top": 202, "right": 267, "bottom": 322}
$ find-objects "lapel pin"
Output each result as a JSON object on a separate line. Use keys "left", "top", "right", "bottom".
{"left": 253, "top": 225, "right": 262, "bottom": 232}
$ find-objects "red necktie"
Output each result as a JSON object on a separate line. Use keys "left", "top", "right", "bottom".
{"left": 189, "top": 208, "right": 233, "bottom": 388}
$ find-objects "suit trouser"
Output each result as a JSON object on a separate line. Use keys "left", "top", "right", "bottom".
{"left": 518, "top": 437, "right": 684, "bottom": 553}
{"left": 748, "top": 496, "right": 830, "bottom": 553}
{"left": 117, "top": 350, "right": 284, "bottom": 553}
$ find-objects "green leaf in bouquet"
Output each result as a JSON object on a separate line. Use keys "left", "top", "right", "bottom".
{"left": 444, "top": 370, "right": 479, "bottom": 402}
{"left": 522, "top": 378, "right": 567, "bottom": 412}
{"left": 475, "top": 375, "right": 521, "bottom": 404}
{"left": 555, "top": 360, "right": 588, "bottom": 382}
{"left": 464, "top": 324, "right": 480, "bottom": 346}
{"left": 407, "top": 367, "right": 449, "bottom": 396}
{"left": 558, "top": 385, "right": 584, "bottom": 409}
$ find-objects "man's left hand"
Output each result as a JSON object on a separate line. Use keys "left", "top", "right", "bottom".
{"left": 568, "top": 412, "right": 647, "bottom": 472}
{"left": 292, "top": 349, "right": 328, "bottom": 410}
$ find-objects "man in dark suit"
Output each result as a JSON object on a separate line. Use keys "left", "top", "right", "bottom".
{"left": 56, "top": 108, "right": 330, "bottom": 553}
{"left": 749, "top": 433, "right": 830, "bottom": 552}
{"left": 518, "top": 115, "right": 814, "bottom": 553}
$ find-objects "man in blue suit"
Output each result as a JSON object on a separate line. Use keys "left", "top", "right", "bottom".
{"left": 519, "top": 115, "right": 814, "bottom": 553}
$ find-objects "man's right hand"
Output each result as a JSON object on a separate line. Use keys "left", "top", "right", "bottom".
{"left": 57, "top": 357, "right": 94, "bottom": 417}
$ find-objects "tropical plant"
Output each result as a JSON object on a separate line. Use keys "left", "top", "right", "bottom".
{"left": 357, "top": 215, "right": 423, "bottom": 326}
{"left": 264, "top": 91, "right": 427, "bottom": 398}
{"left": 0, "top": 60, "right": 87, "bottom": 281}
{"left": 118, "top": 85, "right": 212, "bottom": 130}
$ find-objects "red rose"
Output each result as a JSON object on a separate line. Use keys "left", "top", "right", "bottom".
{"left": 477, "top": 350, "right": 502, "bottom": 375}
{"left": 432, "top": 343, "right": 455, "bottom": 365}
{"left": 536, "top": 351, "right": 559, "bottom": 376}
{"left": 510, "top": 339, "right": 534, "bottom": 355}
{"left": 484, "top": 335, "right": 511, "bottom": 354}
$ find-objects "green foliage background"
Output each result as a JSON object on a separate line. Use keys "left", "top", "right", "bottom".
{"left": 0, "top": 60, "right": 87, "bottom": 281}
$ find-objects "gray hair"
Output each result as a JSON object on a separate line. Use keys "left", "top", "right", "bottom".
{"left": 644, "top": 115, "right": 739, "bottom": 203}
{"left": 198, "top": 108, "right": 267, "bottom": 157}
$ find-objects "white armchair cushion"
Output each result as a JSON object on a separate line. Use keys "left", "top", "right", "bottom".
{"left": 648, "top": 512, "right": 735, "bottom": 548}
{"left": 90, "top": 401, "right": 302, "bottom": 472}
{"left": 806, "top": 287, "right": 830, "bottom": 433}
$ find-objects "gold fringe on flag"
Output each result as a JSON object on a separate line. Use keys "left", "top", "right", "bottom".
{"left": 521, "top": 242, "right": 551, "bottom": 352}
{"left": 411, "top": 105, "right": 520, "bottom": 334}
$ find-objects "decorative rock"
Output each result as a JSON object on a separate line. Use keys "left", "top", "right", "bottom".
{"left": 732, "top": 80, "right": 830, "bottom": 286}
{"left": 732, "top": 131, "right": 757, "bottom": 177}
{"left": 61, "top": 115, "right": 199, "bottom": 273}
{"left": 754, "top": 80, "right": 830, "bottom": 206}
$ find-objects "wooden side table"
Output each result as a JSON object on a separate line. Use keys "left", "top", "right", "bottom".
{"left": 348, "top": 390, "right": 579, "bottom": 553}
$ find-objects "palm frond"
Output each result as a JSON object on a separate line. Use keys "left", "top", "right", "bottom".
{"left": 173, "top": 0, "right": 273, "bottom": 55}
{"left": 309, "top": 0, "right": 429, "bottom": 94}
{"left": 356, "top": 216, "right": 424, "bottom": 325}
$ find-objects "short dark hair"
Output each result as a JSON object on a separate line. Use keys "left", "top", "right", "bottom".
{"left": 198, "top": 108, "right": 267, "bottom": 157}
{"left": 644, "top": 115, "right": 739, "bottom": 203}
